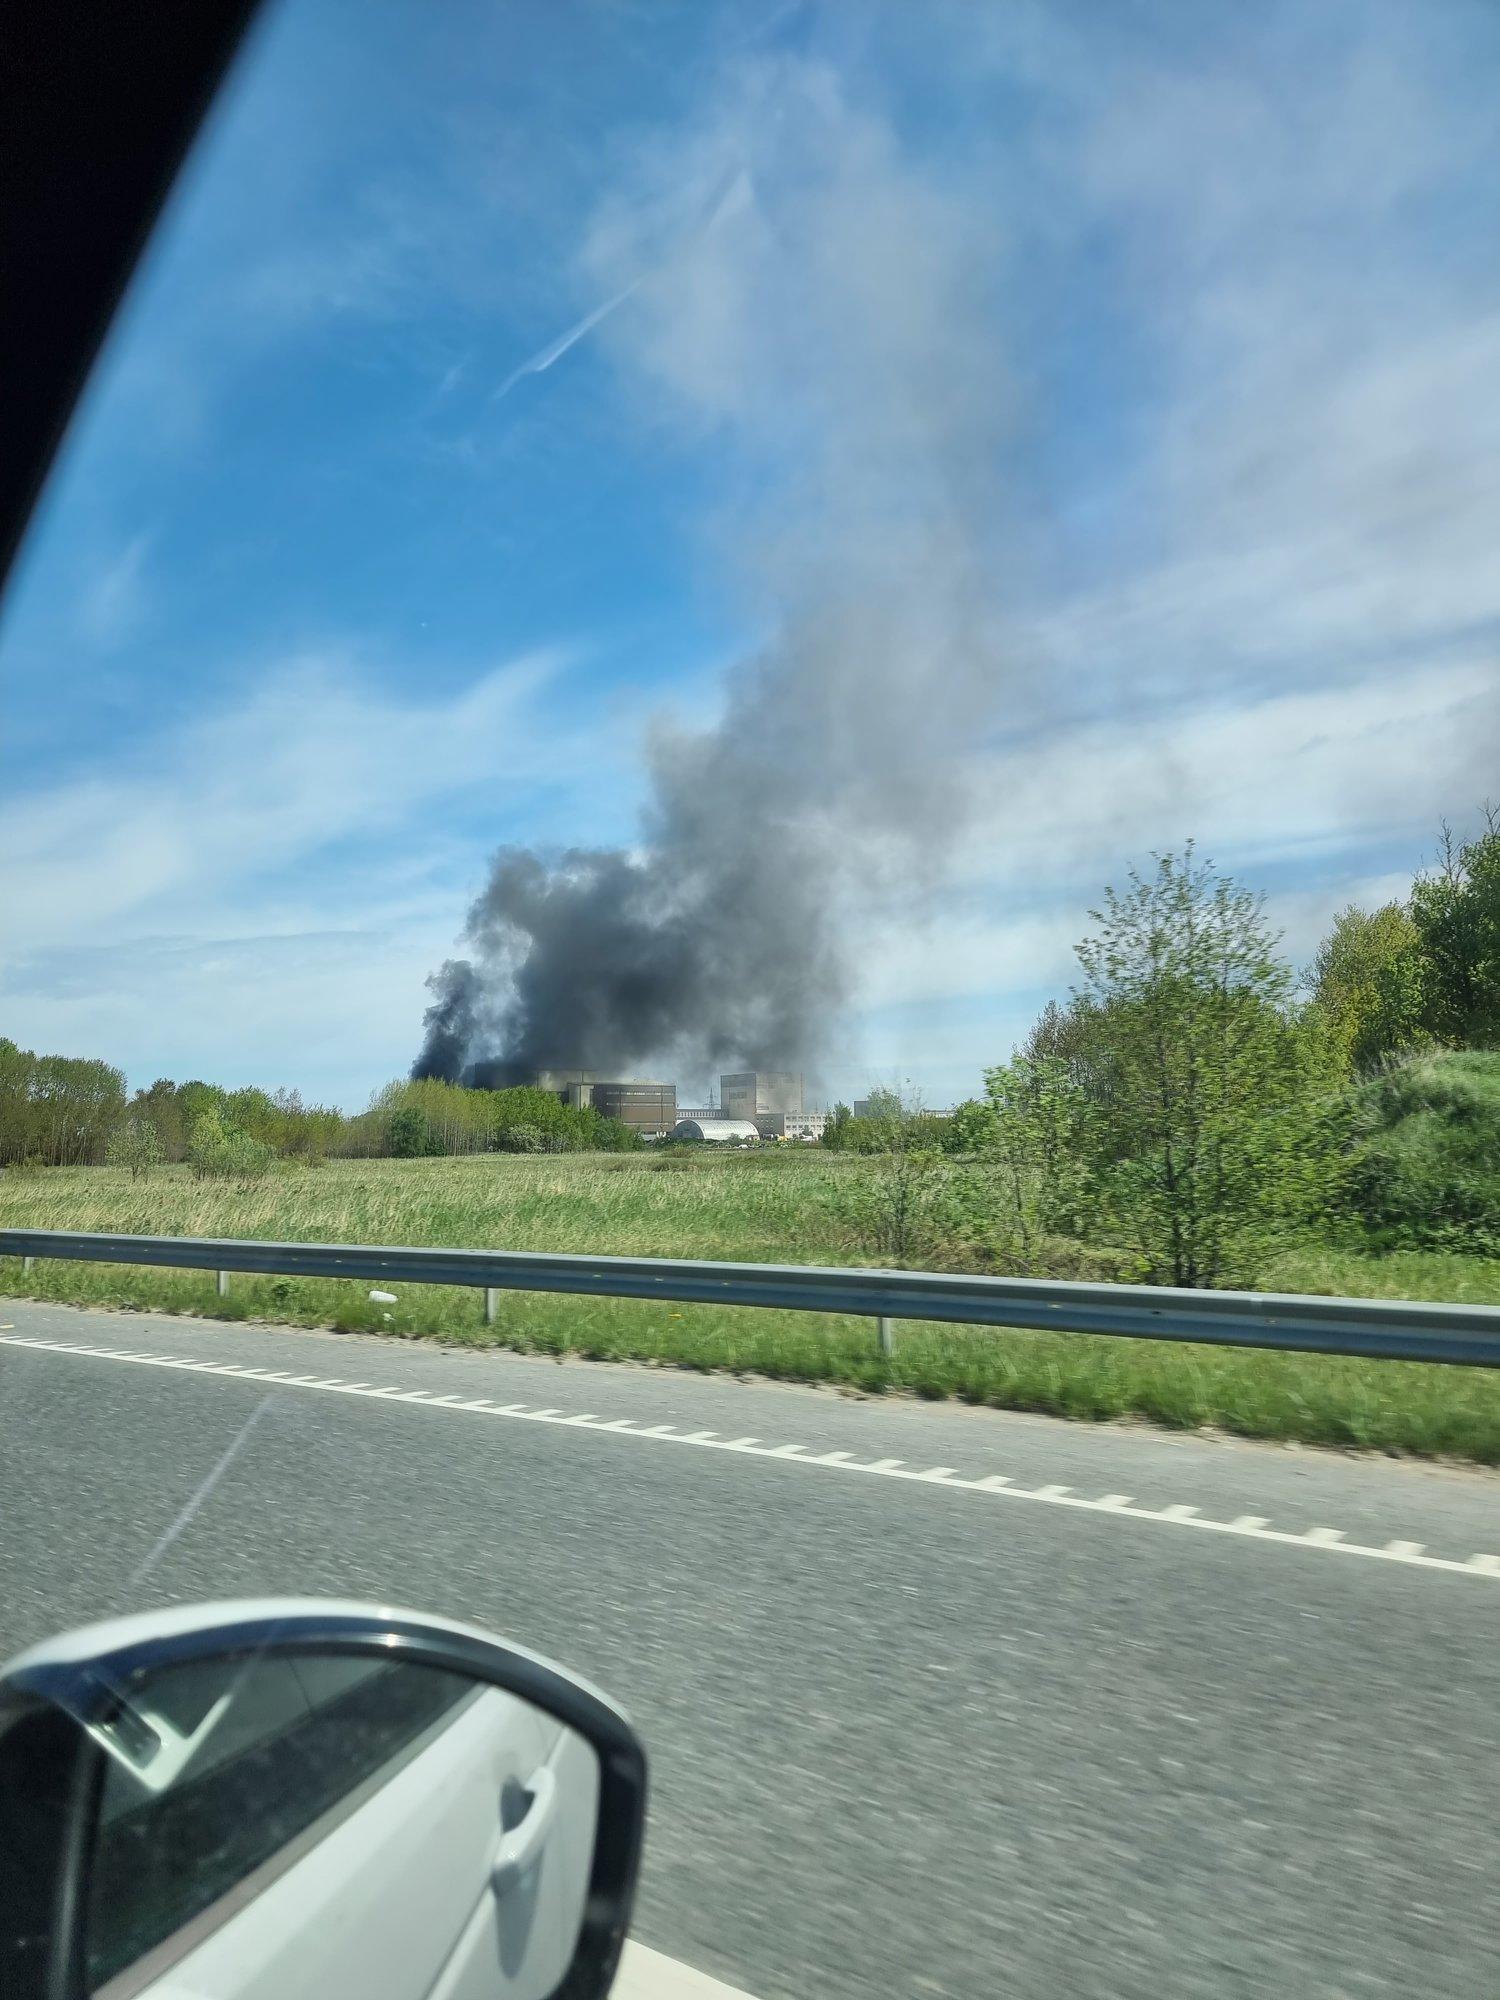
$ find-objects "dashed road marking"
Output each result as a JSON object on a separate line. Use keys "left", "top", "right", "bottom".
{"left": 2, "top": 1331, "right": 1496, "bottom": 1582}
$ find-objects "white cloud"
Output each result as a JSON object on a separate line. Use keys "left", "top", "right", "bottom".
{"left": 1, "top": 648, "right": 581, "bottom": 949}
{"left": 839, "top": 656, "right": 1489, "bottom": 1079}
{"left": 0, "top": 645, "right": 650, "bottom": 1100}
{"left": 947, "top": 658, "right": 1496, "bottom": 900}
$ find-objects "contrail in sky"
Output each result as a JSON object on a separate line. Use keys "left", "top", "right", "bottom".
{"left": 493, "top": 279, "right": 644, "bottom": 400}
{"left": 493, "top": 166, "right": 752, "bottom": 402}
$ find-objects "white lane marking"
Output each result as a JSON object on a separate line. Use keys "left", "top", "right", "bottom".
{"left": 2, "top": 1332, "right": 1496, "bottom": 1582}
{"left": 613, "top": 1939, "right": 760, "bottom": 2000}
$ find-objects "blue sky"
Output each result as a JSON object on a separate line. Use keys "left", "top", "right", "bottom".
{"left": 2, "top": 0, "right": 1498, "bottom": 1109}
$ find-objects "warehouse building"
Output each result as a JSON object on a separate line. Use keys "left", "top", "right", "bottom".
{"left": 671, "top": 1117, "right": 761, "bottom": 1144}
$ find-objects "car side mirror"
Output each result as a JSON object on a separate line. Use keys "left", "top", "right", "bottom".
{"left": 0, "top": 1600, "right": 647, "bottom": 2000}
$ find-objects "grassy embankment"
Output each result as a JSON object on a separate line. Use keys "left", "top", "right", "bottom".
{"left": 3, "top": 1138, "right": 1499, "bottom": 1464}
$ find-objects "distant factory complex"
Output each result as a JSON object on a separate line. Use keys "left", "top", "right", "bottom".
{"left": 463, "top": 1064, "right": 827, "bottom": 1142}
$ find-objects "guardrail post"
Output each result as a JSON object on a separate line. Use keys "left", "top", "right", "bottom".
{"left": 216, "top": 1270, "right": 230, "bottom": 1299}
{"left": 22, "top": 1255, "right": 34, "bottom": 1278}
{"left": 484, "top": 1287, "right": 499, "bottom": 1326}
{"left": 877, "top": 1315, "right": 895, "bottom": 1358}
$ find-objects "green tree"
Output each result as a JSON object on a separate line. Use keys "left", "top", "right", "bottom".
{"left": 107, "top": 1114, "right": 164, "bottom": 1181}
{"left": 0, "top": 1038, "right": 39, "bottom": 1164}
{"left": 978, "top": 1054, "right": 1092, "bottom": 1265}
{"left": 1410, "top": 810, "right": 1500, "bottom": 1049}
{"left": 1308, "top": 902, "right": 1426, "bottom": 1074}
{"left": 385, "top": 1105, "right": 433, "bottom": 1158}
{"left": 187, "top": 1109, "right": 274, "bottom": 1182}
{"left": 821, "top": 1102, "right": 853, "bottom": 1149}
{"left": 829, "top": 1088, "right": 951, "bottom": 1265}
{"left": 1068, "top": 845, "right": 1335, "bottom": 1287}
{"left": 132, "top": 1079, "right": 188, "bottom": 1161}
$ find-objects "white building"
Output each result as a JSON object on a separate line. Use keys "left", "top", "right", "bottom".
{"left": 671, "top": 1118, "right": 761, "bottom": 1144}
{"left": 754, "top": 1111, "right": 827, "bottom": 1142}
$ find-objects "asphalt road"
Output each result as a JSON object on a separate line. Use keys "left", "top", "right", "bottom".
{"left": 2, "top": 1299, "right": 1497, "bottom": 1999}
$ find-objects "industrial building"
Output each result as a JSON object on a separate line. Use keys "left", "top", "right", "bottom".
{"left": 464, "top": 1066, "right": 676, "bottom": 1135}
{"left": 720, "top": 1071, "right": 804, "bottom": 1119}
{"left": 754, "top": 1110, "right": 827, "bottom": 1142}
{"left": 462, "top": 1062, "right": 822, "bottom": 1140}
{"left": 585, "top": 1082, "right": 677, "bottom": 1134}
{"left": 671, "top": 1117, "right": 760, "bottom": 1144}
{"left": 715, "top": 1072, "right": 823, "bottom": 1140}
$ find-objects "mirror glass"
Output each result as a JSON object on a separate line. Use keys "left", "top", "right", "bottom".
{"left": 69, "top": 1645, "right": 599, "bottom": 1999}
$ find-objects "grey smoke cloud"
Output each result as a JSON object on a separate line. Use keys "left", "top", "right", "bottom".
{"left": 416, "top": 58, "right": 1018, "bottom": 1083}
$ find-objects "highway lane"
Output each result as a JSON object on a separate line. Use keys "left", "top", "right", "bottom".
{"left": 1, "top": 1301, "right": 1498, "bottom": 1999}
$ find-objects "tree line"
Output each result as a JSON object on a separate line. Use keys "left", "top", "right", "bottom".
{"left": 0, "top": 1060, "right": 640, "bottom": 1177}
{"left": 824, "top": 811, "right": 1499, "bottom": 1284}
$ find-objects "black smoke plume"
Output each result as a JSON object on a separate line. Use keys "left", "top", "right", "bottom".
{"left": 415, "top": 64, "right": 1014, "bottom": 1085}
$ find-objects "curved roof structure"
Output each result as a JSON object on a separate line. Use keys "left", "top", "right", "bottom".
{"left": 671, "top": 1118, "right": 760, "bottom": 1143}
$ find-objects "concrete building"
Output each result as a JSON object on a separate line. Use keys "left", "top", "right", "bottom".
{"left": 720, "top": 1071, "right": 805, "bottom": 1119}
{"left": 588, "top": 1082, "right": 677, "bottom": 1135}
{"left": 755, "top": 1111, "right": 827, "bottom": 1142}
{"left": 465, "top": 1066, "right": 674, "bottom": 1134}
{"left": 465, "top": 1063, "right": 603, "bottom": 1094}
{"left": 671, "top": 1117, "right": 760, "bottom": 1144}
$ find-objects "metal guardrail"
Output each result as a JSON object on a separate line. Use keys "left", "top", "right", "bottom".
{"left": 2, "top": 1228, "right": 1499, "bottom": 1366}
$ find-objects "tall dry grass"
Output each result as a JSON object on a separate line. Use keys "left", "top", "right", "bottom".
{"left": 4, "top": 1153, "right": 1499, "bottom": 1462}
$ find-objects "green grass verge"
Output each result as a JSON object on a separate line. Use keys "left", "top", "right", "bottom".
{"left": 3, "top": 1155, "right": 1499, "bottom": 1464}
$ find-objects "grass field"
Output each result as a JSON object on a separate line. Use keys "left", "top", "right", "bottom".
{"left": 3, "top": 1151, "right": 1499, "bottom": 1464}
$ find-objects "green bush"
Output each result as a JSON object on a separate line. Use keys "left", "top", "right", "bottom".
{"left": 187, "top": 1111, "right": 275, "bottom": 1183}
{"left": 497, "top": 1123, "right": 544, "bottom": 1153}
{"left": 1335, "top": 1052, "right": 1500, "bottom": 1255}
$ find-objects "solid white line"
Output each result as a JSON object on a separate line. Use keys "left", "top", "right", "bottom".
{"left": 3, "top": 1332, "right": 1496, "bottom": 1582}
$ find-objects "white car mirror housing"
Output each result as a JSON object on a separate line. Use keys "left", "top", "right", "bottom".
{"left": 0, "top": 1599, "right": 647, "bottom": 2000}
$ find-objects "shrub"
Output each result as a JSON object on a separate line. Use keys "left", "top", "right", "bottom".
{"left": 497, "top": 1123, "right": 544, "bottom": 1154}
{"left": 187, "top": 1111, "right": 275, "bottom": 1183}
{"left": 106, "top": 1115, "right": 164, "bottom": 1181}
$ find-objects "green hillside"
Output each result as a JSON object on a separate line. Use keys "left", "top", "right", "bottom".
{"left": 1341, "top": 1052, "right": 1500, "bottom": 1256}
